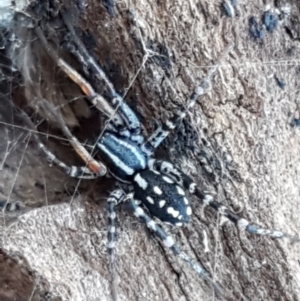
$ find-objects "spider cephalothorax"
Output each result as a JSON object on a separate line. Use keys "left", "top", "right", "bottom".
{"left": 15, "top": 8, "right": 298, "bottom": 301}
{"left": 96, "top": 128, "right": 192, "bottom": 225}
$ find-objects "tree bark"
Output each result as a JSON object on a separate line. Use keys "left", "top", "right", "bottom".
{"left": 1, "top": 0, "right": 300, "bottom": 300}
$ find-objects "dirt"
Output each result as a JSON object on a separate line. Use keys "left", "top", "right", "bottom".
{"left": 0, "top": 0, "right": 300, "bottom": 300}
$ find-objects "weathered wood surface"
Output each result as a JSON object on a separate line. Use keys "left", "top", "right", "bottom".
{"left": 0, "top": 0, "right": 300, "bottom": 300}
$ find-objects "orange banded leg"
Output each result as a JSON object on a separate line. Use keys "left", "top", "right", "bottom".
{"left": 39, "top": 100, "right": 106, "bottom": 176}
{"left": 34, "top": 26, "right": 124, "bottom": 129}
{"left": 19, "top": 108, "right": 104, "bottom": 178}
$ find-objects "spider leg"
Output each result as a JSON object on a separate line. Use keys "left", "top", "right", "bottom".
{"left": 38, "top": 99, "right": 107, "bottom": 176}
{"left": 107, "top": 189, "right": 126, "bottom": 301}
{"left": 107, "top": 189, "right": 125, "bottom": 265}
{"left": 141, "top": 44, "right": 232, "bottom": 156}
{"left": 34, "top": 26, "right": 125, "bottom": 132}
{"left": 127, "top": 196, "right": 225, "bottom": 298}
{"left": 19, "top": 108, "right": 103, "bottom": 179}
{"left": 60, "top": 12, "right": 144, "bottom": 144}
{"left": 149, "top": 159, "right": 299, "bottom": 243}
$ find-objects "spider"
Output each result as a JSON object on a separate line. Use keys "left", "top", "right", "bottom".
{"left": 17, "top": 10, "right": 298, "bottom": 301}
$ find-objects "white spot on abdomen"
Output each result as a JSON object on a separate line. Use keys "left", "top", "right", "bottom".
{"left": 159, "top": 200, "right": 166, "bottom": 208}
{"left": 146, "top": 196, "right": 155, "bottom": 204}
{"left": 162, "top": 176, "right": 174, "bottom": 184}
{"left": 186, "top": 206, "right": 192, "bottom": 216}
{"left": 167, "top": 207, "right": 180, "bottom": 218}
{"left": 183, "top": 197, "right": 189, "bottom": 205}
{"left": 153, "top": 186, "right": 162, "bottom": 195}
{"left": 134, "top": 173, "right": 148, "bottom": 189}
{"left": 176, "top": 186, "right": 185, "bottom": 196}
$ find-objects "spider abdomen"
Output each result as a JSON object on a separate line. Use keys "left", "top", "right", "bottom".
{"left": 97, "top": 132, "right": 147, "bottom": 182}
{"left": 133, "top": 170, "right": 192, "bottom": 225}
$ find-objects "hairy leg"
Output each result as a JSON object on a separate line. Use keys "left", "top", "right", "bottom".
{"left": 106, "top": 189, "right": 126, "bottom": 301}
{"left": 61, "top": 12, "right": 144, "bottom": 144}
{"left": 19, "top": 105, "right": 105, "bottom": 178}
{"left": 39, "top": 100, "right": 107, "bottom": 176}
{"left": 34, "top": 25, "right": 125, "bottom": 130}
{"left": 149, "top": 159, "right": 299, "bottom": 242}
{"left": 141, "top": 44, "right": 232, "bottom": 156}
{"left": 127, "top": 196, "right": 226, "bottom": 298}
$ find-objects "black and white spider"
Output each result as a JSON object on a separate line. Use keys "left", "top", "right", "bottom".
{"left": 18, "top": 10, "right": 298, "bottom": 300}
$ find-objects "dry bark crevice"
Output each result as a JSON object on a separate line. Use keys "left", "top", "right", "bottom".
{"left": 0, "top": 0, "right": 300, "bottom": 300}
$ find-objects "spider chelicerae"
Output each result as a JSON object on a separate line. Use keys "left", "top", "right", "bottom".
{"left": 16, "top": 10, "right": 298, "bottom": 301}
